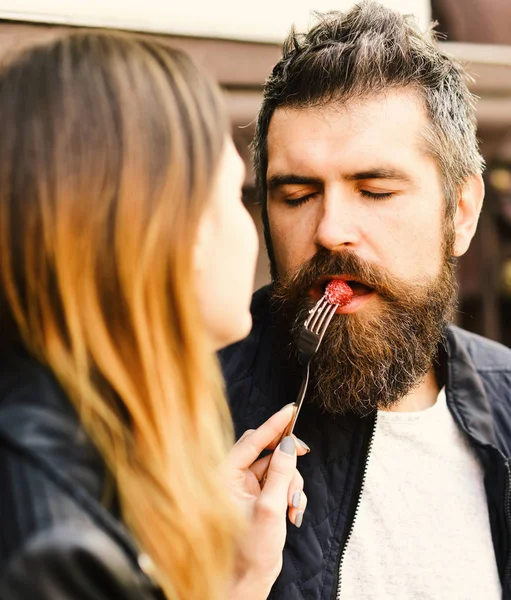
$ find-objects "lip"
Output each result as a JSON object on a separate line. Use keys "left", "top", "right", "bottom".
{"left": 309, "top": 275, "right": 376, "bottom": 314}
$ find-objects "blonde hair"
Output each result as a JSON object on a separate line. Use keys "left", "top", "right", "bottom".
{"left": 0, "top": 31, "right": 240, "bottom": 599}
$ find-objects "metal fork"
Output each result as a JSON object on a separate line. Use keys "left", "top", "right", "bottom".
{"left": 261, "top": 295, "right": 338, "bottom": 482}
{"left": 285, "top": 294, "right": 338, "bottom": 436}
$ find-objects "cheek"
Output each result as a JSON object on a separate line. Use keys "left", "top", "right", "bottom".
{"left": 241, "top": 210, "right": 259, "bottom": 270}
{"left": 382, "top": 209, "right": 445, "bottom": 280}
{"left": 196, "top": 261, "right": 240, "bottom": 349}
{"left": 227, "top": 206, "right": 259, "bottom": 285}
{"left": 268, "top": 205, "right": 316, "bottom": 276}
{"left": 268, "top": 218, "right": 291, "bottom": 270}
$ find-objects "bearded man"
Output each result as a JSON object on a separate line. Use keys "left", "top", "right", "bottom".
{"left": 220, "top": 2, "right": 511, "bottom": 599}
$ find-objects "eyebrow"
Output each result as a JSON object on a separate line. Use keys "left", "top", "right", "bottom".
{"left": 345, "top": 169, "right": 413, "bottom": 184}
{"left": 267, "top": 168, "right": 413, "bottom": 191}
{"left": 267, "top": 174, "right": 322, "bottom": 192}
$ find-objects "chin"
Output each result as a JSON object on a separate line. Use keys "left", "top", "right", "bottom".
{"left": 216, "top": 311, "right": 253, "bottom": 350}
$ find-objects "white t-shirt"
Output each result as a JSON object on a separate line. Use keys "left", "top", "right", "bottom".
{"left": 340, "top": 389, "right": 501, "bottom": 599}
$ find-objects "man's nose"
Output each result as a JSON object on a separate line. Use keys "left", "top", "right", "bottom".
{"left": 314, "top": 188, "right": 361, "bottom": 251}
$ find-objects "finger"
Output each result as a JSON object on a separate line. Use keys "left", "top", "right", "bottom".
{"left": 288, "top": 491, "right": 307, "bottom": 528}
{"left": 262, "top": 430, "right": 289, "bottom": 452}
{"left": 249, "top": 436, "right": 310, "bottom": 491}
{"left": 234, "top": 429, "right": 255, "bottom": 445}
{"left": 250, "top": 446, "right": 306, "bottom": 485}
{"left": 288, "top": 470, "right": 304, "bottom": 509}
{"left": 257, "top": 436, "right": 297, "bottom": 514}
{"left": 248, "top": 438, "right": 300, "bottom": 565}
{"left": 263, "top": 433, "right": 310, "bottom": 455}
{"left": 229, "top": 405, "right": 296, "bottom": 469}
{"left": 293, "top": 436, "right": 311, "bottom": 455}
{"left": 249, "top": 454, "right": 271, "bottom": 482}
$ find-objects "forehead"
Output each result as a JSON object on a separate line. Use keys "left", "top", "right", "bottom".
{"left": 266, "top": 90, "right": 435, "bottom": 179}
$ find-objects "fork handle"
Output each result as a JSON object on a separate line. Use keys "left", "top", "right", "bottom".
{"left": 287, "top": 363, "right": 311, "bottom": 436}
{"left": 260, "top": 364, "right": 311, "bottom": 486}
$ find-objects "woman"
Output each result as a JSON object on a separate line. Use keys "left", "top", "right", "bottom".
{"left": 0, "top": 31, "right": 307, "bottom": 599}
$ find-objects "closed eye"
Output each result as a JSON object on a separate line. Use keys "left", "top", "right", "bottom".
{"left": 360, "top": 190, "right": 394, "bottom": 200}
{"left": 284, "top": 193, "right": 317, "bottom": 207}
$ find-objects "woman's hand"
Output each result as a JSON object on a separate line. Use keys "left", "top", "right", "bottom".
{"left": 227, "top": 404, "right": 309, "bottom": 600}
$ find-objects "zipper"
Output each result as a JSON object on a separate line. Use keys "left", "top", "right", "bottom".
{"left": 334, "top": 412, "right": 378, "bottom": 600}
{"left": 504, "top": 460, "right": 511, "bottom": 592}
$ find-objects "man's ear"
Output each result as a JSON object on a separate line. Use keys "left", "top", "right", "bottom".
{"left": 453, "top": 174, "right": 485, "bottom": 257}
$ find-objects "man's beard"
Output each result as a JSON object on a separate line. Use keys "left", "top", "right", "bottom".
{"left": 270, "top": 248, "right": 457, "bottom": 416}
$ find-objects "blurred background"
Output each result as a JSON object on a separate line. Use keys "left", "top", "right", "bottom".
{"left": 0, "top": 0, "right": 510, "bottom": 345}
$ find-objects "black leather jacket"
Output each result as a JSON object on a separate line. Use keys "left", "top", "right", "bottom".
{"left": 0, "top": 348, "right": 163, "bottom": 599}
{"left": 220, "top": 286, "right": 511, "bottom": 600}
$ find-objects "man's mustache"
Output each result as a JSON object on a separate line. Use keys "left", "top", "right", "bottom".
{"left": 275, "top": 248, "right": 405, "bottom": 303}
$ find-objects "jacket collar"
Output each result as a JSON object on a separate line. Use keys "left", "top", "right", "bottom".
{"left": 444, "top": 325, "right": 499, "bottom": 452}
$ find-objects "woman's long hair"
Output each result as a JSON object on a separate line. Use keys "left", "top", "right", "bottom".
{"left": 0, "top": 31, "right": 240, "bottom": 599}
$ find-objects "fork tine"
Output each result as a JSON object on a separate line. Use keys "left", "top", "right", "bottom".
{"left": 308, "top": 301, "right": 329, "bottom": 330}
{"left": 305, "top": 295, "right": 328, "bottom": 321}
{"left": 313, "top": 303, "right": 338, "bottom": 340}
{"left": 306, "top": 296, "right": 329, "bottom": 330}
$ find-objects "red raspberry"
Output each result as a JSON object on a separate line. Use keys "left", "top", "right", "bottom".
{"left": 325, "top": 279, "right": 353, "bottom": 306}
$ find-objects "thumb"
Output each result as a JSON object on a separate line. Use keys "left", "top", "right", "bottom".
{"left": 259, "top": 436, "right": 297, "bottom": 505}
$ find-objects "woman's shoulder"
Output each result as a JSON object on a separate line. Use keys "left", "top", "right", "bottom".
{"left": 0, "top": 348, "right": 108, "bottom": 524}
{"left": 0, "top": 346, "right": 78, "bottom": 421}
{"left": 0, "top": 519, "right": 162, "bottom": 599}
{"left": 0, "top": 348, "right": 104, "bottom": 498}
{"left": 0, "top": 435, "right": 105, "bottom": 563}
{"left": 0, "top": 445, "right": 162, "bottom": 599}
{"left": 0, "top": 350, "right": 162, "bottom": 598}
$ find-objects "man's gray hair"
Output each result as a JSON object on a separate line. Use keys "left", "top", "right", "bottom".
{"left": 252, "top": 1, "right": 484, "bottom": 266}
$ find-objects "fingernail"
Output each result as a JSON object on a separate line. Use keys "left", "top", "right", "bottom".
{"left": 280, "top": 402, "right": 296, "bottom": 411}
{"left": 296, "top": 437, "right": 311, "bottom": 453}
{"left": 279, "top": 436, "right": 295, "bottom": 455}
{"left": 292, "top": 491, "right": 301, "bottom": 509}
{"left": 295, "top": 511, "right": 304, "bottom": 528}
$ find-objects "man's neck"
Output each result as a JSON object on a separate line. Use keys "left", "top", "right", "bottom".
{"left": 383, "top": 368, "right": 440, "bottom": 413}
